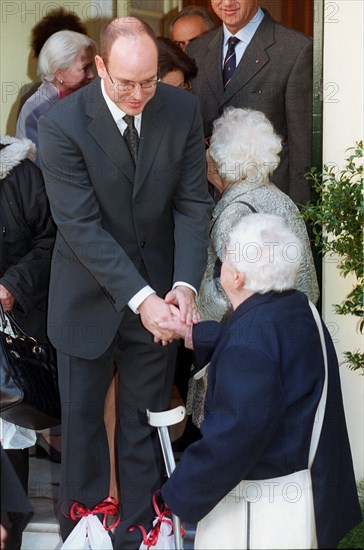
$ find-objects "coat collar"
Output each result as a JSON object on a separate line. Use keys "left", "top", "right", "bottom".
{"left": 0, "top": 136, "right": 36, "bottom": 180}
{"left": 85, "top": 78, "right": 167, "bottom": 194}
{"left": 228, "top": 290, "right": 297, "bottom": 324}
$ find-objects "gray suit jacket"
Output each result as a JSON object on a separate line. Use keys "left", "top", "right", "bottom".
{"left": 38, "top": 79, "right": 213, "bottom": 359}
{"left": 187, "top": 11, "right": 313, "bottom": 205}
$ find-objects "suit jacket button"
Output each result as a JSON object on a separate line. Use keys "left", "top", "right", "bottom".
{"left": 140, "top": 240, "right": 146, "bottom": 248}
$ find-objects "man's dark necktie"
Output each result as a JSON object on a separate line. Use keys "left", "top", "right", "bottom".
{"left": 123, "top": 114, "right": 139, "bottom": 164}
{"left": 223, "top": 36, "right": 240, "bottom": 89}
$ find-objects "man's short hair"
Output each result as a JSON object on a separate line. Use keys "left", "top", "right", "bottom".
{"left": 100, "top": 17, "right": 157, "bottom": 65}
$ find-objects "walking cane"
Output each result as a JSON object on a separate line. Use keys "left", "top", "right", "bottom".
{"left": 147, "top": 406, "right": 186, "bottom": 550}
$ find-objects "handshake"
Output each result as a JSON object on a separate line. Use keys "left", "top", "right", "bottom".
{"left": 138, "top": 286, "right": 197, "bottom": 348}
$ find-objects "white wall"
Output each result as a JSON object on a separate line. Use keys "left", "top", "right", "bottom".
{"left": 322, "top": 0, "right": 364, "bottom": 479}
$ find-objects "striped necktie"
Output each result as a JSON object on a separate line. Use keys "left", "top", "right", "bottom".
{"left": 223, "top": 36, "right": 240, "bottom": 88}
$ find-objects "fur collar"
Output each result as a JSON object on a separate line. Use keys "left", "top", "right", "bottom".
{"left": 0, "top": 135, "right": 37, "bottom": 180}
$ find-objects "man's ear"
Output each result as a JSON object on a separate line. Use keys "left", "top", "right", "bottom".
{"left": 95, "top": 55, "right": 106, "bottom": 78}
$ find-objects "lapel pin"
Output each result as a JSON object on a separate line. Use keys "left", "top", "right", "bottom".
{"left": 256, "top": 59, "right": 259, "bottom": 64}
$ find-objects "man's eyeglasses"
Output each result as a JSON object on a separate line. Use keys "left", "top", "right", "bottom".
{"left": 105, "top": 66, "right": 159, "bottom": 93}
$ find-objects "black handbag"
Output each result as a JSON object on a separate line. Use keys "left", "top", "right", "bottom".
{"left": 0, "top": 305, "right": 61, "bottom": 430}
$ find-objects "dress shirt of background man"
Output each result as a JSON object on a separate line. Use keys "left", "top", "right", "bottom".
{"left": 170, "top": 5, "right": 215, "bottom": 51}
{"left": 186, "top": 0, "right": 313, "bottom": 205}
{"left": 38, "top": 17, "right": 213, "bottom": 548}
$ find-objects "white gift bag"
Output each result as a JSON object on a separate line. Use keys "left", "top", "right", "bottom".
{"left": 0, "top": 418, "right": 36, "bottom": 449}
{"left": 130, "top": 492, "right": 184, "bottom": 550}
{"left": 60, "top": 516, "right": 113, "bottom": 550}
{"left": 138, "top": 516, "right": 176, "bottom": 549}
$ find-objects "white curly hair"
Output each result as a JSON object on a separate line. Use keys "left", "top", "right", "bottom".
{"left": 208, "top": 107, "right": 282, "bottom": 185}
{"left": 225, "top": 213, "right": 302, "bottom": 294}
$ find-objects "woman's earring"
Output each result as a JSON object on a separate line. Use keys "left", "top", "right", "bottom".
{"left": 59, "top": 78, "right": 63, "bottom": 84}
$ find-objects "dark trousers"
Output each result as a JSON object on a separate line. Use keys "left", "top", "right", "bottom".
{"left": 57, "top": 308, "right": 177, "bottom": 549}
{"left": 2, "top": 448, "right": 30, "bottom": 550}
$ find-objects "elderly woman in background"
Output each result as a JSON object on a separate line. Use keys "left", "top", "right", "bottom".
{"left": 199, "top": 107, "right": 319, "bottom": 324}
{"left": 157, "top": 36, "right": 197, "bottom": 90}
{"left": 160, "top": 213, "right": 361, "bottom": 549}
{"left": 16, "top": 30, "right": 96, "bottom": 166}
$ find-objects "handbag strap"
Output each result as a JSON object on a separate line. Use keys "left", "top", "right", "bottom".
{"left": 0, "top": 303, "right": 27, "bottom": 338}
{"left": 209, "top": 199, "right": 257, "bottom": 236}
{"left": 307, "top": 300, "right": 328, "bottom": 469}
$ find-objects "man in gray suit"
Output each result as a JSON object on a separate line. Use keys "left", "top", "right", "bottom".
{"left": 187, "top": 0, "right": 313, "bottom": 205}
{"left": 38, "top": 17, "right": 212, "bottom": 548}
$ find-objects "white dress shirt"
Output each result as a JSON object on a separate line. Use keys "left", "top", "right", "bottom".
{"left": 222, "top": 7, "right": 265, "bottom": 68}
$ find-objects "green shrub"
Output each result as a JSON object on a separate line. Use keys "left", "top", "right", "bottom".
{"left": 338, "top": 478, "right": 364, "bottom": 548}
{"left": 302, "top": 141, "right": 364, "bottom": 373}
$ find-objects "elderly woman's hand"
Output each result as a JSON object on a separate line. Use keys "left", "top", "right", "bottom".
{"left": 158, "top": 304, "right": 194, "bottom": 349}
{"left": 206, "top": 149, "right": 225, "bottom": 193}
{"left": 0, "top": 284, "right": 15, "bottom": 311}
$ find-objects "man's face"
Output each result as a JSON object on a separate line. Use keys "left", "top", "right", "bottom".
{"left": 172, "top": 15, "right": 211, "bottom": 51}
{"left": 211, "top": 0, "right": 259, "bottom": 33}
{"left": 95, "top": 34, "right": 158, "bottom": 115}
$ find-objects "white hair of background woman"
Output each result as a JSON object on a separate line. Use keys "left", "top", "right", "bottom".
{"left": 37, "top": 30, "right": 96, "bottom": 82}
{"left": 209, "top": 107, "right": 283, "bottom": 184}
{"left": 226, "top": 213, "right": 302, "bottom": 294}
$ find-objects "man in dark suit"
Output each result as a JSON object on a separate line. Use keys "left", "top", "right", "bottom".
{"left": 186, "top": 0, "right": 313, "bottom": 205}
{"left": 38, "top": 17, "right": 213, "bottom": 548}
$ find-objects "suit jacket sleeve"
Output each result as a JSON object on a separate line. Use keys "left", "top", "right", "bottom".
{"left": 285, "top": 38, "right": 313, "bottom": 205}
{"left": 172, "top": 97, "right": 213, "bottom": 287}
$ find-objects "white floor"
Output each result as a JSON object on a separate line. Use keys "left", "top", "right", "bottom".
{"left": 21, "top": 455, "right": 62, "bottom": 549}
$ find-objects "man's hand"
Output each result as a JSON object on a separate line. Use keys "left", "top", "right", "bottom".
{"left": 139, "top": 294, "right": 176, "bottom": 345}
{"left": 164, "top": 286, "right": 200, "bottom": 326}
{"left": 0, "top": 284, "right": 15, "bottom": 311}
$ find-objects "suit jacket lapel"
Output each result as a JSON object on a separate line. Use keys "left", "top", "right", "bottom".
{"left": 222, "top": 11, "right": 275, "bottom": 104}
{"left": 85, "top": 79, "right": 135, "bottom": 183}
{"left": 133, "top": 90, "right": 167, "bottom": 197}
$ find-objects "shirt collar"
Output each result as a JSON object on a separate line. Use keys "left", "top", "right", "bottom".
{"left": 223, "top": 6, "right": 264, "bottom": 45}
{"left": 100, "top": 78, "right": 142, "bottom": 133}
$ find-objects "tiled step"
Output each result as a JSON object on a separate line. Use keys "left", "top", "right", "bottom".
{"left": 22, "top": 526, "right": 62, "bottom": 550}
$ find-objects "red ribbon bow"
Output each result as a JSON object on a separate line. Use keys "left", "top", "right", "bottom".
{"left": 62, "top": 496, "right": 120, "bottom": 531}
{"left": 129, "top": 491, "right": 185, "bottom": 549}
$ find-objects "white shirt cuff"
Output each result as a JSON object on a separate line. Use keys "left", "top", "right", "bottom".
{"left": 128, "top": 286, "right": 155, "bottom": 314}
{"left": 172, "top": 282, "right": 197, "bottom": 295}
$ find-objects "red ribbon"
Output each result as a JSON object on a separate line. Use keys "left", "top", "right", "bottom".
{"left": 62, "top": 496, "right": 120, "bottom": 531}
{"left": 129, "top": 491, "right": 185, "bottom": 549}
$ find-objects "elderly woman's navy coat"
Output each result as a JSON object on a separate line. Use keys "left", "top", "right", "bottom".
{"left": 162, "top": 290, "right": 362, "bottom": 548}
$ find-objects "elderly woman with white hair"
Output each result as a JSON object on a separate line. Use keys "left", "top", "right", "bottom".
{"left": 160, "top": 213, "right": 361, "bottom": 550}
{"left": 199, "top": 107, "right": 319, "bottom": 324}
{"left": 16, "top": 30, "right": 96, "bottom": 166}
